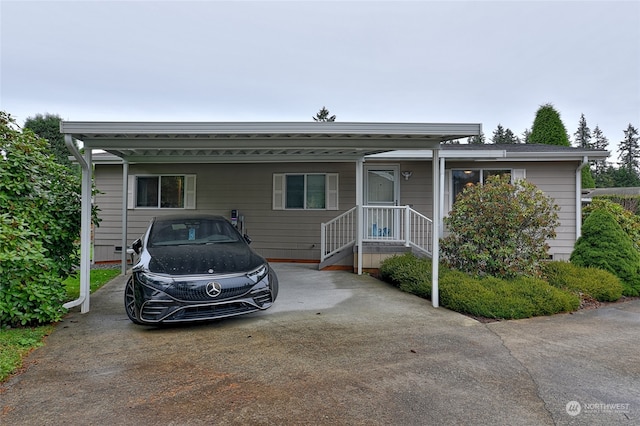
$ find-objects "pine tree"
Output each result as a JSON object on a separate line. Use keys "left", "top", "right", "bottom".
{"left": 618, "top": 123, "right": 640, "bottom": 173}
{"left": 467, "top": 133, "right": 486, "bottom": 144}
{"left": 491, "top": 125, "right": 519, "bottom": 144}
{"left": 522, "top": 128, "right": 531, "bottom": 144}
{"left": 574, "top": 113, "right": 592, "bottom": 149}
{"left": 491, "top": 124, "right": 505, "bottom": 144}
{"left": 528, "top": 103, "right": 570, "bottom": 146}
{"left": 503, "top": 128, "right": 520, "bottom": 144}
{"left": 313, "top": 107, "right": 336, "bottom": 122}
{"left": 591, "top": 125, "right": 609, "bottom": 178}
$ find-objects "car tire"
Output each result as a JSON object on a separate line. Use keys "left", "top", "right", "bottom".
{"left": 124, "top": 276, "right": 143, "bottom": 325}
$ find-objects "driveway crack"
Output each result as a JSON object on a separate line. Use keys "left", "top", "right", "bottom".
{"left": 484, "top": 323, "right": 557, "bottom": 425}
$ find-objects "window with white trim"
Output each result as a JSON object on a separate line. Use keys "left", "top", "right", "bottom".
{"left": 128, "top": 175, "right": 196, "bottom": 209}
{"left": 451, "top": 168, "right": 524, "bottom": 203}
{"left": 273, "top": 173, "right": 338, "bottom": 210}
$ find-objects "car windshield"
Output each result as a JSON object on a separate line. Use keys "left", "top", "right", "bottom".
{"left": 149, "top": 218, "right": 241, "bottom": 247}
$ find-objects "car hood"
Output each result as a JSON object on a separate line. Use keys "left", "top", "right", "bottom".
{"left": 146, "top": 242, "right": 266, "bottom": 276}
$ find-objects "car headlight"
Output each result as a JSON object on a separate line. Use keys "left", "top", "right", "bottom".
{"left": 136, "top": 271, "right": 174, "bottom": 290}
{"left": 246, "top": 264, "right": 269, "bottom": 284}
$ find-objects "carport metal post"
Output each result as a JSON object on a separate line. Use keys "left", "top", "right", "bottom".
{"left": 63, "top": 137, "right": 92, "bottom": 313}
{"left": 356, "top": 157, "right": 364, "bottom": 275}
{"left": 431, "top": 147, "right": 440, "bottom": 308}
{"left": 121, "top": 161, "right": 129, "bottom": 274}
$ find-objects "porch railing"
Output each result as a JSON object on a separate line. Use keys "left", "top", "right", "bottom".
{"left": 321, "top": 206, "right": 433, "bottom": 262}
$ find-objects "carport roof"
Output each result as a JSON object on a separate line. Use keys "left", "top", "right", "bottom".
{"left": 60, "top": 121, "right": 482, "bottom": 163}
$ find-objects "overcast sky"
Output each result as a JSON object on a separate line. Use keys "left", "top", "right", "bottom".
{"left": 1, "top": 0, "right": 639, "bottom": 155}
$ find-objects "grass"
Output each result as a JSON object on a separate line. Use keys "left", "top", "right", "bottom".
{"left": 0, "top": 267, "right": 120, "bottom": 383}
{"left": 63, "top": 268, "right": 121, "bottom": 301}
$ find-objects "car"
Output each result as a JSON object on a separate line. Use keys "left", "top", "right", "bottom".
{"left": 124, "top": 214, "right": 278, "bottom": 325}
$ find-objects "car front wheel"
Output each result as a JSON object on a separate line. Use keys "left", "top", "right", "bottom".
{"left": 124, "top": 277, "right": 143, "bottom": 325}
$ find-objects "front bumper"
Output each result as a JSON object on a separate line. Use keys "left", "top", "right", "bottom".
{"left": 133, "top": 270, "right": 277, "bottom": 324}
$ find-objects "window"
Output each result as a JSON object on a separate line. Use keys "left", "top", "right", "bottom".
{"left": 128, "top": 175, "right": 196, "bottom": 209}
{"left": 273, "top": 173, "right": 338, "bottom": 210}
{"left": 451, "top": 169, "right": 512, "bottom": 202}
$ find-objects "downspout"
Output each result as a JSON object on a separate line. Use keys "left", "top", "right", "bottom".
{"left": 63, "top": 136, "right": 92, "bottom": 312}
{"left": 576, "top": 156, "right": 589, "bottom": 241}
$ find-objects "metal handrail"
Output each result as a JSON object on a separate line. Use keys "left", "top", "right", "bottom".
{"left": 321, "top": 205, "right": 433, "bottom": 262}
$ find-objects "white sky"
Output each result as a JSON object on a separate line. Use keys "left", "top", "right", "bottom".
{"left": 1, "top": 0, "right": 639, "bottom": 156}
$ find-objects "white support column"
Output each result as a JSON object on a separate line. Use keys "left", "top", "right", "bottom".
{"left": 356, "top": 158, "right": 364, "bottom": 275}
{"left": 439, "top": 156, "right": 445, "bottom": 238}
{"left": 431, "top": 148, "right": 440, "bottom": 308}
{"left": 121, "top": 161, "right": 129, "bottom": 275}
{"left": 80, "top": 148, "right": 92, "bottom": 313}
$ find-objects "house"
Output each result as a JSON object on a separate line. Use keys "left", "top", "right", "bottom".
{"left": 61, "top": 121, "right": 608, "bottom": 313}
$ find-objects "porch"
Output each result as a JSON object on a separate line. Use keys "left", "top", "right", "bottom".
{"left": 320, "top": 205, "right": 433, "bottom": 271}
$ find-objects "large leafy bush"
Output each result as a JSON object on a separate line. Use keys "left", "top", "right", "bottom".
{"left": 441, "top": 174, "right": 559, "bottom": 279}
{"left": 0, "top": 111, "right": 82, "bottom": 326}
{"left": 570, "top": 209, "right": 640, "bottom": 296}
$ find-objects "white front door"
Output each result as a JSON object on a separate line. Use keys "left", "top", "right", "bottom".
{"left": 364, "top": 165, "right": 400, "bottom": 238}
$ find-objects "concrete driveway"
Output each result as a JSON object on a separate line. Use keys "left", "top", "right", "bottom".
{"left": 1, "top": 263, "right": 638, "bottom": 425}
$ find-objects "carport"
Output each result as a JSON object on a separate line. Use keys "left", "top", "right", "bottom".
{"left": 61, "top": 121, "right": 481, "bottom": 313}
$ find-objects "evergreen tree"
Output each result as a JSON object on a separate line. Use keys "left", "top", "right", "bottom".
{"left": 467, "top": 132, "right": 486, "bottom": 144}
{"left": 491, "top": 124, "right": 519, "bottom": 144}
{"left": 574, "top": 113, "right": 592, "bottom": 149}
{"left": 522, "top": 128, "right": 531, "bottom": 144}
{"left": 313, "top": 106, "right": 336, "bottom": 122}
{"left": 24, "top": 113, "right": 77, "bottom": 168}
{"left": 491, "top": 124, "right": 505, "bottom": 144}
{"left": 591, "top": 125, "right": 609, "bottom": 179}
{"left": 528, "top": 103, "right": 570, "bottom": 146}
{"left": 618, "top": 123, "right": 639, "bottom": 173}
{"left": 503, "top": 128, "right": 520, "bottom": 144}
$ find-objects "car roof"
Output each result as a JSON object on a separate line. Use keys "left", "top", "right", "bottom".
{"left": 152, "top": 214, "right": 228, "bottom": 223}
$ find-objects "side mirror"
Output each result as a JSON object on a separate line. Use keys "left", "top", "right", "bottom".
{"left": 243, "top": 234, "right": 252, "bottom": 245}
{"left": 132, "top": 239, "right": 143, "bottom": 255}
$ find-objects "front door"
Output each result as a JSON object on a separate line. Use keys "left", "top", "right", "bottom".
{"left": 364, "top": 165, "right": 400, "bottom": 239}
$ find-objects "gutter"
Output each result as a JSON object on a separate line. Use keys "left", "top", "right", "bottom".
{"left": 63, "top": 135, "right": 91, "bottom": 311}
{"left": 575, "top": 156, "right": 589, "bottom": 242}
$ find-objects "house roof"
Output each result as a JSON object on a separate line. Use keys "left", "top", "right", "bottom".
{"left": 368, "top": 143, "right": 610, "bottom": 162}
{"left": 61, "top": 121, "right": 481, "bottom": 163}
{"left": 583, "top": 187, "right": 640, "bottom": 198}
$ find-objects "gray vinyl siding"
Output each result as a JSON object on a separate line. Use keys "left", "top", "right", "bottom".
{"left": 524, "top": 162, "right": 578, "bottom": 260}
{"left": 93, "top": 162, "right": 358, "bottom": 262}
{"left": 93, "top": 159, "right": 579, "bottom": 263}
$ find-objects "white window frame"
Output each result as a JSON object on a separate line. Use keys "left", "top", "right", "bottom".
{"left": 272, "top": 173, "right": 339, "bottom": 210}
{"left": 446, "top": 168, "right": 525, "bottom": 212}
{"left": 128, "top": 174, "right": 196, "bottom": 210}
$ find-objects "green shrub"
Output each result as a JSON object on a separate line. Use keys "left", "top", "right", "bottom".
{"left": 441, "top": 174, "right": 559, "bottom": 279}
{"left": 0, "top": 214, "right": 67, "bottom": 326}
{"left": 593, "top": 194, "right": 640, "bottom": 216}
{"left": 440, "top": 272, "right": 579, "bottom": 319}
{"left": 583, "top": 198, "right": 640, "bottom": 251}
{"left": 543, "top": 261, "right": 623, "bottom": 302}
{"left": 379, "top": 253, "right": 580, "bottom": 320}
{"left": 571, "top": 209, "right": 640, "bottom": 296}
{"left": 379, "top": 253, "right": 431, "bottom": 288}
